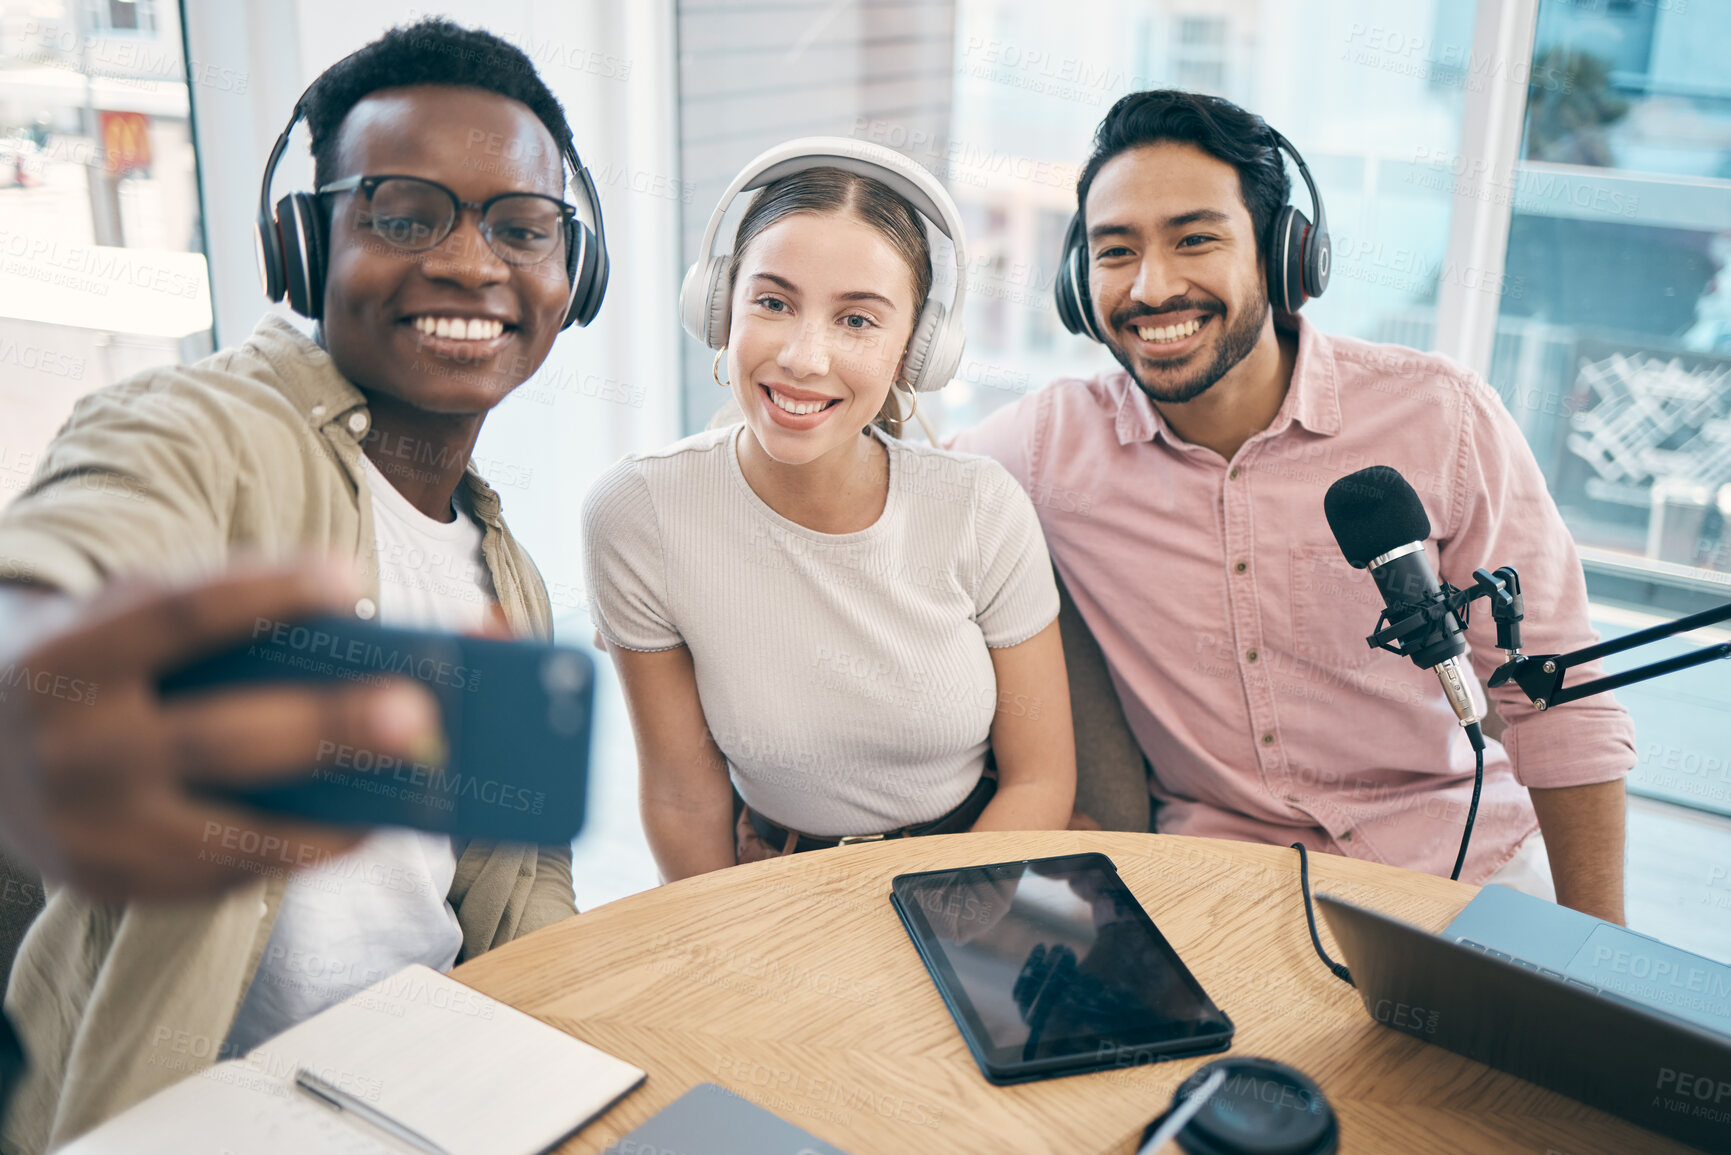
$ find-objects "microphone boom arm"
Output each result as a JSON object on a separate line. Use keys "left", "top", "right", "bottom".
{"left": 1369, "top": 563, "right": 1731, "bottom": 711}
{"left": 1488, "top": 599, "right": 1731, "bottom": 711}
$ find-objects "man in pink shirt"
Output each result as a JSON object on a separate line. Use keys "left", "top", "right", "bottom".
{"left": 952, "top": 91, "right": 1634, "bottom": 922}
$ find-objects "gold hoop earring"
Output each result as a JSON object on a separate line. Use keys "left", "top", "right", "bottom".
{"left": 712, "top": 346, "right": 730, "bottom": 388}
{"left": 896, "top": 380, "right": 919, "bottom": 423}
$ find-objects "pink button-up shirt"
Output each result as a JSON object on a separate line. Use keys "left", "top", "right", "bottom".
{"left": 952, "top": 316, "right": 1635, "bottom": 882}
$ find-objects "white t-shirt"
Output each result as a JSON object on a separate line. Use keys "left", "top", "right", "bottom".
{"left": 224, "top": 454, "right": 497, "bottom": 1055}
{"left": 582, "top": 424, "right": 1058, "bottom": 836}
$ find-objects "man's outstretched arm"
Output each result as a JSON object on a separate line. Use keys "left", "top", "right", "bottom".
{"left": 1530, "top": 777, "right": 1627, "bottom": 924}
{"left": 0, "top": 562, "right": 441, "bottom": 903}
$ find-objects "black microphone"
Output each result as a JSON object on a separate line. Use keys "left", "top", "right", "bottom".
{"left": 1323, "top": 466, "right": 1485, "bottom": 747}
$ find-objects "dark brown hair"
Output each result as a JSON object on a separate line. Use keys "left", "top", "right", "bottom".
{"left": 1078, "top": 90, "right": 1290, "bottom": 260}
{"left": 729, "top": 167, "right": 931, "bottom": 438}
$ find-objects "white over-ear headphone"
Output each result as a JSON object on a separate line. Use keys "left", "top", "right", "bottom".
{"left": 679, "top": 136, "right": 969, "bottom": 393}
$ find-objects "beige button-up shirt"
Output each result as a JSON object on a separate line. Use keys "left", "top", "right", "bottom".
{"left": 0, "top": 315, "right": 573, "bottom": 1154}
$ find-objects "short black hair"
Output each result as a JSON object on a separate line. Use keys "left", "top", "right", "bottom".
{"left": 301, "top": 19, "right": 573, "bottom": 188}
{"left": 1076, "top": 90, "right": 1290, "bottom": 257}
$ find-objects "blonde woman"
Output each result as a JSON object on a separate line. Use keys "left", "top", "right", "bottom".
{"left": 583, "top": 140, "right": 1075, "bottom": 880}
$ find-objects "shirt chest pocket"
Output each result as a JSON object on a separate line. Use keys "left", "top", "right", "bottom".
{"left": 1288, "top": 544, "right": 1387, "bottom": 671}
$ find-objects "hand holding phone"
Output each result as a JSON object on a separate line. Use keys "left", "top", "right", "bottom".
{"left": 0, "top": 562, "right": 436, "bottom": 901}
{"left": 159, "top": 612, "right": 594, "bottom": 844}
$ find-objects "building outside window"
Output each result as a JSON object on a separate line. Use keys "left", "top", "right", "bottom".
{"left": 1171, "top": 15, "right": 1226, "bottom": 92}
{"left": 0, "top": 0, "right": 212, "bottom": 512}
{"left": 1492, "top": 0, "right": 1731, "bottom": 817}
{"left": 90, "top": 0, "right": 154, "bottom": 35}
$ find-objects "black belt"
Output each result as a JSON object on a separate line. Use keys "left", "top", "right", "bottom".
{"left": 746, "top": 764, "right": 998, "bottom": 855}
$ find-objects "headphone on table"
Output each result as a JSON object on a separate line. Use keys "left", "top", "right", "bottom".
{"left": 255, "top": 92, "right": 609, "bottom": 330}
{"left": 1142, "top": 1057, "right": 1339, "bottom": 1154}
{"left": 1054, "top": 126, "right": 1330, "bottom": 342}
{"left": 680, "top": 136, "right": 969, "bottom": 393}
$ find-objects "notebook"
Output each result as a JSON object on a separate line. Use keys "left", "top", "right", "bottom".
{"left": 61, "top": 965, "right": 645, "bottom": 1155}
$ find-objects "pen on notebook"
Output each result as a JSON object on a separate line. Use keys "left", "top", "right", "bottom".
{"left": 293, "top": 1067, "right": 455, "bottom": 1155}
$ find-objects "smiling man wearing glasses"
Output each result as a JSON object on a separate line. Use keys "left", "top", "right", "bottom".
{"left": 0, "top": 21, "right": 596, "bottom": 1152}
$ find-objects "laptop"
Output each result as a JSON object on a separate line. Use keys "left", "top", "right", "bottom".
{"left": 607, "top": 1083, "right": 851, "bottom": 1155}
{"left": 1445, "top": 884, "right": 1731, "bottom": 1038}
{"left": 1317, "top": 893, "right": 1731, "bottom": 1153}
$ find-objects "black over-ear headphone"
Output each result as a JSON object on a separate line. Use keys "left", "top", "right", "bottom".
{"left": 1054, "top": 126, "right": 1330, "bottom": 342}
{"left": 255, "top": 95, "right": 609, "bottom": 330}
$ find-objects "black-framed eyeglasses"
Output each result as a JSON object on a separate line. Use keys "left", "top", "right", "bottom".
{"left": 316, "top": 174, "right": 575, "bottom": 267}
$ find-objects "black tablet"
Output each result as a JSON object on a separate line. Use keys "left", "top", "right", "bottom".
{"left": 890, "top": 853, "right": 1233, "bottom": 1084}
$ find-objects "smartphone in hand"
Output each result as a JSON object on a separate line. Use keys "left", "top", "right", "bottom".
{"left": 159, "top": 615, "right": 593, "bottom": 843}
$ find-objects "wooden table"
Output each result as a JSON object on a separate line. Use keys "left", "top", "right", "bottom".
{"left": 452, "top": 832, "right": 1697, "bottom": 1154}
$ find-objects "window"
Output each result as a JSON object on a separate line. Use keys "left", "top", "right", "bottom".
{"left": 1171, "top": 15, "right": 1226, "bottom": 92}
{"left": 91, "top": 0, "right": 155, "bottom": 35}
{"left": 0, "top": 0, "right": 211, "bottom": 512}
{"left": 1489, "top": 0, "right": 1731, "bottom": 817}
{"left": 1496, "top": 0, "right": 1731, "bottom": 577}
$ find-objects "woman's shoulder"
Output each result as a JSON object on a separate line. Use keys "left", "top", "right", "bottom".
{"left": 889, "top": 434, "right": 998, "bottom": 473}
{"left": 627, "top": 424, "right": 737, "bottom": 471}
{"left": 583, "top": 426, "right": 746, "bottom": 544}
{"left": 889, "top": 435, "right": 1029, "bottom": 510}
{"left": 590, "top": 426, "right": 735, "bottom": 494}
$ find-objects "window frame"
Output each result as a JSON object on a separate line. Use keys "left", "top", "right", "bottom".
{"left": 1437, "top": 0, "right": 1731, "bottom": 607}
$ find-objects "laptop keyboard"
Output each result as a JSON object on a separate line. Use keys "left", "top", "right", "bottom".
{"left": 1456, "top": 939, "right": 1597, "bottom": 992}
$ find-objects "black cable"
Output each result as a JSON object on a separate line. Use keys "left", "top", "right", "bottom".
{"left": 1294, "top": 721, "right": 1485, "bottom": 987}
{"left": 1450, "top": 722, "right": 1487, "bottom": 882}
{"left": 1291, "top": 842, "right": 1353, "bottom": 987}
